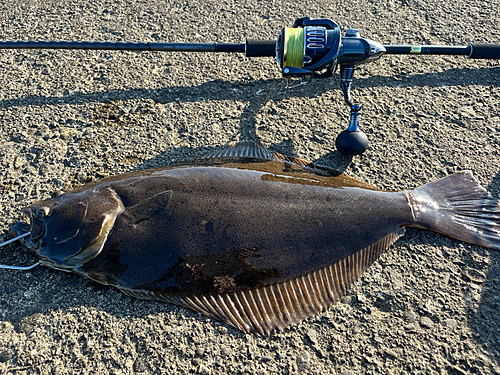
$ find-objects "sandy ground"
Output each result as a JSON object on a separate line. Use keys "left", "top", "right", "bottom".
{"left": 0, "top": 0, "right": 499, "bottom": 373}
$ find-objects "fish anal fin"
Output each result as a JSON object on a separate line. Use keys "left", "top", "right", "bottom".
{"left": 116, "top": 230, "right": 403, "bottom": 334}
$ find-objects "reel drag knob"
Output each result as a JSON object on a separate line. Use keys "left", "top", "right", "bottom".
{"left": 335, "top": 104, "right": 369, "bottom": 155}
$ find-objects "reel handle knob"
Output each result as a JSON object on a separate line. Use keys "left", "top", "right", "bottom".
{"left": 335, "top": 104, "right": 369, "bottom": 155}
{"left": 335, "top": 129, "right": 368, "bottom": 156}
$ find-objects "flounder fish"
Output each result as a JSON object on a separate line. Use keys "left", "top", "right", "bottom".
{"left": 7, "top": 142, "right": 500, "bottom": 334}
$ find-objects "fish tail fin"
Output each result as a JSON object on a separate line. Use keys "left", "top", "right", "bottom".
{"left": 410, "top": 171, "right": 500, "bottom": 250}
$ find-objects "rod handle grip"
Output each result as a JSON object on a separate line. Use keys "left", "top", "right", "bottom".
{"left": 245, "top": 40, "right": 276, "bottom": 57}
{"left": 470, "top": 43, "right": 500, "bottom": 59}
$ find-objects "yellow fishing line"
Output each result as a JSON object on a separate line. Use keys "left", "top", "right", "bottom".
{"left": 284, "top": 27, "right": 304, "bottom": 68}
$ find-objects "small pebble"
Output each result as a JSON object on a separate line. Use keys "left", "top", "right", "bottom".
{"left": 197, "top": 364, "right": 210, "bottom": 374}
{"left": 404, "top": 323, "right": 416, "bottom": 331}
{"left": 75, "top": 171, "right": 86, "bottom": 182}
{"left": 390, "top": 271, "right": 404, "bottom": 289}
{"left": 420, "top": 317, "right": 434, "bottom": 328}
{"left": 133, "top": 359, "right": 146, "bottom": 372}
{"left": 25, "top": 165, "right": 36, "bottom": 174}
{"left": 195, "top": 348, "right": 204, "bottom": 356}
{"left": 0, "top": 349, "right": 12, "bottom": 363}
{"left": 341, "top": 295, "right": 352, "bottom": 304}
{"left": 404, "top": 311, "right": 417, "bottom": 323}
{"left": 442, "top": 344, "right": 450, "bottom": 357}
{"left": 14, "top": 193, "right": 25, "bottom": 202}
{"left": 445, "top": 319, "right": 457, "bottom": 329}
{"left": 384, "top": 348, "right": 398, "bottom": 358}
{"left": 357, "top": 293, "right": 367, "bottom": 303}
{"left": 306, "top": 329, "right": 318, "bottom": 345}
{"left": 297, "top": 351, "right": 310, "bottom": 370}
{"left": 5, "top": 286, "right": 17, "bottom": 294}
{"left": 217, "top": 326, "right": 228, "bottom": 334}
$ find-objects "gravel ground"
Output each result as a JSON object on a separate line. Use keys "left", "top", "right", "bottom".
{"left": 0, "top": 0, "right": 499, "bottom": 374}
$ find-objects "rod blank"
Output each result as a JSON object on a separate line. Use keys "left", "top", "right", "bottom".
{"left": 0, "top": 40, "right": 497, "bottom": 59}
{"left": 0, "top": 40, "right": 246, "bottom": 53}
{"left": 383, "top": 44, "right": 472, "bottom": 56}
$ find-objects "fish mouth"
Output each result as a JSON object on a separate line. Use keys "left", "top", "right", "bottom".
{"left": 9, "top": 220, "right": 30, "bottom": 238}
{"left": 9, "top": 212, "right": 60, "bottom": 268}
{"left": 24, "top": 207, "right": 45, "bottom": 241}
{"left": 9, "top": 208, "right": 43, "bottom": 252}
{"left": 9, "top": 220, "right": 34, "bottom": 249}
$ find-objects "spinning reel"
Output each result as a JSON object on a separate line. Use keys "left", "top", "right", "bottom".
{"left": 275, "top": 17, "right": 385, "bottom": 155}
{"left": 1, "top": 17, "right": 499, "bottom": 155}
{"left": 273, "top": 17, "right": 499, "bottom": 154}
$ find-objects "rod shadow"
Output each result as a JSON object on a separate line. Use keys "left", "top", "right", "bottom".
{"left": 0, "top": 66, "right": 497, "bottom": 110}
{"left": 1, "top": 65, "right": 496, "bottom": 173}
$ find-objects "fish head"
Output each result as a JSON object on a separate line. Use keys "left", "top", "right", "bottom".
{"left": 10, "top": 186, "right": 124, "bottom": 270}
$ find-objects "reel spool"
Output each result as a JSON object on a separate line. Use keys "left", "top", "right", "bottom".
{"left": 276, "top": 18, "right": 342, "bottom": 78}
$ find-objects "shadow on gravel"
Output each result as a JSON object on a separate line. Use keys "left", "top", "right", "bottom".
{"left": 466, "top": 169, "right": 500, "bottom": 367}
{"left": 2, "top": 66, "right": 494, "bottom": 173}
{"left": 0, "top": 66, "right": 497, "bottom": 110}
{"left": 365, "top": 66, "right": 500, "bottom": 89}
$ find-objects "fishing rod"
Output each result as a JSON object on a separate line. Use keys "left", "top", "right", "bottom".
{"left": 1, "top": 17, "right": 499, "bottom": 155}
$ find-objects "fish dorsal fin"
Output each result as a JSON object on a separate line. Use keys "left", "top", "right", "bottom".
{"left": 117, "top": 230, "right": 404, "bottom": 334}
{"left": 198, "top": 141, "right": 275, "bottom": 161}
{"left": 197, "top": 141, "right": 379, "bottom": 190}
{"left": 197, "top": 141, "right": 341, "bottom": 178}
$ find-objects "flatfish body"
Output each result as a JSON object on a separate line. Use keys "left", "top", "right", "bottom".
{"left": 9, "top": 142, "right": 500, "bottom": 334}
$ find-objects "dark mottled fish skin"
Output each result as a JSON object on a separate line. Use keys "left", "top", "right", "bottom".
{"left": 9, "top": 142, "right": 500, "bottom": 334}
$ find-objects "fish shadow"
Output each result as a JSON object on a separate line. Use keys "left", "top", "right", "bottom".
{"left": 0, "top": 237, "right": 247, "bottom": 337}
{"left": 135, "top": 139, "right": 353, "bottom": 175}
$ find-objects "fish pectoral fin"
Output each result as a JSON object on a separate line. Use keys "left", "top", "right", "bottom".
{"left": 123, "top": 190, "right": 173, "bottom": 225}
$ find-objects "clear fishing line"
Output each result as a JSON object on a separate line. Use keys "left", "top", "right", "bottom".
{"left": 0, "top": 232, "right": 39, "bottom": 270}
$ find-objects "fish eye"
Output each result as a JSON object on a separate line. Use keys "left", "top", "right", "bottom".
{"left": 51, "top": 190, "right": 64, "bottom": 199}
{"left": 36, "top": 206, "right": 51, "bottom": 218}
